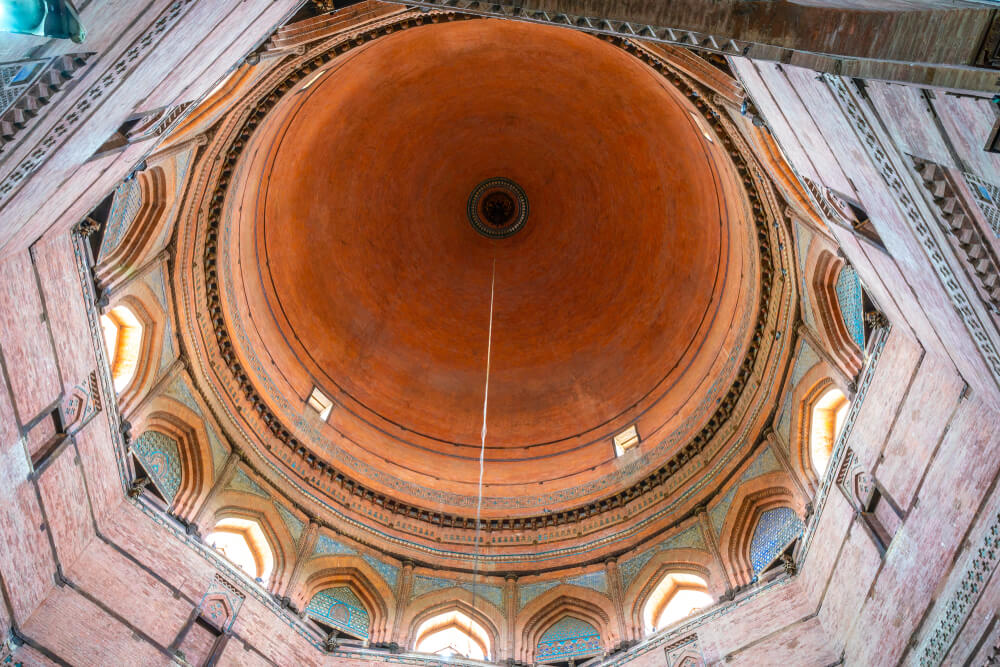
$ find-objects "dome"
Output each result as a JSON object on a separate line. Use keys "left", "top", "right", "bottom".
{"left": 222, "top": 20, "right": 756, "bottom": 514}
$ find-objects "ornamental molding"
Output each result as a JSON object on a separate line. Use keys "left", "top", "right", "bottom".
{"left": 821, "top": 74, "right": 1000, "bottom": 387}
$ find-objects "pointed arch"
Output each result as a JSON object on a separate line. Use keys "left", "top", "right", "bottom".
{"left": 292, "top": 554, "right": 395, "bottom": 644}
{"left": 516, "top": 584, "right": 614, "bottom": 664}
{"left": 403, "top": 587, "right": 504, "bottom": 660}
{"left": 95, "top": 166, "right": 170, "bottom": 290}
{"left": 789, "top": 369, "right": 851, "bottom": 491}
{"left": 622, "top": 549, "right": 717, "bottom": 640}
{"left": 716, "top": 472, "right": 805, "bottom": 587}
{"left": 103, "top": 287, "right": 165, "bottom": 414}
{"left": 208, "top": 503, "right": 295, "bottom": 595}
{"left": 131, "top": 398, "right": 214, "bottom": 521}
{"left": 806, "top": 248, "right": 863, "bottom": 378}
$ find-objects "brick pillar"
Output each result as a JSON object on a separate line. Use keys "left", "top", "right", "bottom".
{"left": 697, "top": 506, "right": 733, "bottom": 598}
{"left": 503, "top": 574, "right": 517, "bottom": 661}
{"left": 604, "top": 558, "right": 627, "bottom": 644}
{"left": 280, "top": 520, "right": 319, "bottom": 607}
{"left": 391, "top": 561, "right": 414, "bottom": 647}
{"left": 190, "top": 450, "right": 239, "bottom": 529}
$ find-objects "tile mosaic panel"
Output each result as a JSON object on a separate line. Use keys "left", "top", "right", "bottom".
{"left": 536, "top": 616, "right": 601, "bottom": 661}
{"left": 225, "top": 468, "right": 269, "bottom": 498}
{"left": 133, "top": 430, "right": 182, "bottom": 501}
{"left": 749, "top": 507, "right": 803, "bottom": 574}
{"left": 835, "top": 265, "right": 865, "bottom": 349}
{"left": 275, "top": 502, "right": 304, "bottom": 543}
{"left": 306, "top": 586, "right": 370, "bottom": 638}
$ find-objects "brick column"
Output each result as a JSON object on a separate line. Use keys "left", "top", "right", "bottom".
{"left": 280, "top": 520, "right": 319, "bottom": 606}
{"left": 503, "top": 574, "right": 518, "bottom": 661}
{"left": 391, "top": 561, "right": 414, "bottom": 647}
{"left": 697, "top": 506, "right": 734, "bottom": 598}
{"left": 604, "top": 558, "right": 627, "bottom": 644}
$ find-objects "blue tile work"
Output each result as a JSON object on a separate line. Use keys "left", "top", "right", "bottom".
{"left": 409, "top": 575, "right": 504, "bottom": 610}
{"left": 835, "top": 266, "right": 865, "bottom": 349}
{"left": 226, "top": 468, "right": 269, "bottom": 498}
{"left": 536, "top": 616, "right": 602, "bottom": 661}
{"left": 98, "top": 179, "right": 142, "bottom": 260}
{"left": 749, "top": 507, "right": 804, "bottom": 574}
{"left": 205, "top": 425, "right": 228, "bottom": 481}
{"left": 775, "top": 340, "right": 820, "bottom": 442}
{"left": 275, "top": 503, "right": 303, "bottom": 543}
{"left": 361, "top": 554, "right": 398, "bottom": 591}
{"left": 198, "top": 574, "right": 245, "bottom": 633}
{"left": 565, "top": 571, "right": 608, "bottom": 595}
{"left": 166, "top": 376, "right": 201, "bottom": 415}
{"left": 739, "top": 448, "right": 781, "bottom": 484}
{"left": 133, "top": 430, "right": 182, "bottom": 501}
{"left": 518, "top": 581, "right": 560, "bottom": 609}
{"left": 620, "top": 526, "right": 706, "bottom": 590}
{"left": 788, "top": 341, "right": 820, "bottom": 388}
{"left": 708, "top": 486, "right": 738, "bottom": 537}
{"left": 313, "top": 534, "right": 356, "bottom": 557}
{"left": 306, "top": 586, "right": 370, "bottom": 638}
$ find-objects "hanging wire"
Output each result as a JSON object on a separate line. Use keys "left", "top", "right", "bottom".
{"left": 470, "top": 257, "right": 496, "bottom": 626}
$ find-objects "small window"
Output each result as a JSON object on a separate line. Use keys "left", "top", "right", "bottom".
{"left": 100, "top": 305, "right": 143, "bottom": 393}
{"left": 613, "top": 425, "right": 639, "bottom": 457}
{"left": 308, "top": 387, "right": 334, "bottom": 421}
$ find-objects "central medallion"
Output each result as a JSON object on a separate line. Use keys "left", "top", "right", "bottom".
{"left": 467, "top": 177, "right": 529, "bottom": 238}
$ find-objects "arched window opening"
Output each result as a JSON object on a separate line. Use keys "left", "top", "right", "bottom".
{"left": 306, "top": 586, "right": 370, "bottom": 641}
{"left": 642, "top": 573, "right": 713, "bottom": 634}
{"left": 99, "top": 305, "right": 143, "bottom": 393}
{"left": 414, "top": 610, "right": 490, "bottom": 661}
{"left": 810, "top": 387, "right": 849, "bottom": 477}
{"left": 749, "top": 507, "right": 804, "bottom": 577}
{"left": 535, "top": 616, "right": 602, "bottom": 665}
{"left": 206, "top": 518, "right": 274, "bottom": 583}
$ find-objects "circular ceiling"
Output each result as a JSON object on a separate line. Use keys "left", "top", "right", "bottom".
{"left": 222, "top": 19, "right": 757, "bottom": 514}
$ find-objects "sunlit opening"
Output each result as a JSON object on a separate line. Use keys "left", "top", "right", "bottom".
{"left": 100, "top": 305, "right": 143, "bottom": 393}
{"left": 206, "top": 517, "right": 274, "bottom": 583}
{"left": 414, "top": 610, "right": 490, "bottom": 661}
{"left": 810, "top": 387, "right": 850, "bottom": 477}
{"left": 643, "top": 572, "right": 713, "bottom": 634}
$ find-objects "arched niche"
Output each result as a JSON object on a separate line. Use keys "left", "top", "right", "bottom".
{"left": 130, "top": 400, "right": 214, "bottom": 521}
{"left": 516, "top": 584, "right": 614, "bottom": 664}
{"left": 292, "top": 554, "right": 395, "bottom": 644}
{"left": 207, "top": 504, "right": 294, "bottom": 595}
{"left": 641, "top": 572, "right": 712, "bottom": 634}
{"left": 101, "top": 289, "right": 165, "bottom": 414}
{"left": 94, "top": 165, "right": 173, "bottom": 291}
{"left": 787, "top": 364, "right": 850, "bottom": 493}
{"left": 413, "top": 609, "right": 493, "bottom": 660}
{"left": 622, "top": 550, "right": 717, "bottom": 640}
{"left": 716, "top": 472, "right": 806, "bottom": 587}
{"left": 205, "top": 517, "right": 275, "bottom": 582}
{"left": 403, "top": 588, "right": 504, "bottom": 661}
{"left": 748, "top": 507, "right": 805, "bottom": 577}
{"left": 805, "top": 247, "right": 863, "bottom": 379}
